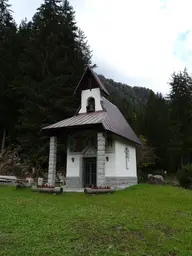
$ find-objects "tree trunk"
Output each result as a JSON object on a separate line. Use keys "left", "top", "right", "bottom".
{"left": 1, "top": 128, "right": 6, "bottom": 153}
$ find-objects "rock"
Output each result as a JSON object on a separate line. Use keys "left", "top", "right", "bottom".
{"left": 112, "top": 225, "right": 125, "bottom": 231}
{"left": 148, "top": 174, "right": 165, "bottom": 185}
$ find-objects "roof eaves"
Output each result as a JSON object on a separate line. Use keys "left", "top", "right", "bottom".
{"left": 73, "top": 66, "right": 89, "bottom": 95}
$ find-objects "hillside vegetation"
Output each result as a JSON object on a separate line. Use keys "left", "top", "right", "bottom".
{"left": 1, "top": 0, "right": 192, "bottom": 178}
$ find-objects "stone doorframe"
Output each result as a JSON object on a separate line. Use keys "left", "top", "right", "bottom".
{"left": 82, "top": 145, "right": 97, "bottom": 158}
{"left": 81, "top": 145, "right": 97, "bottom": 187}
{"left": 47, "top": 132, "right": 106, "bottom": 188}
{"left": 81, "top": 132, "right": 106, "bottom": 187}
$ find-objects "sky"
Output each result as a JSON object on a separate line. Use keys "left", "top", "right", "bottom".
{"left": 10, "top": 0, "right": 192, "bottom": 95}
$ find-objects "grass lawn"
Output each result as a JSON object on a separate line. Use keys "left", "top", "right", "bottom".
{"left": 0, "top": 184, "right": 192, "bottom": 256}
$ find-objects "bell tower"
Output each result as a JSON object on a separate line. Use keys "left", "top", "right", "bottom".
{"left": 73, "top": 66, "right": 109, "bottom": 114}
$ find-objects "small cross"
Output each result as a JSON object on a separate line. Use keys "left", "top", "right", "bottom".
{"left": 125, "top": 147, "right": 129, "bottom": 169}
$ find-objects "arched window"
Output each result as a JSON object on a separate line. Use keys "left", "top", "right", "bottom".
{"left": 86, "top": 97, "right": 95, "bottom": 112}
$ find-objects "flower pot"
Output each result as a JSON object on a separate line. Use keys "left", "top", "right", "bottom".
{"left": 84, "top": 187, "right": 115, "bottom": 194}
{"left": 31, "top": 186, "right": 63, "bottom": 194}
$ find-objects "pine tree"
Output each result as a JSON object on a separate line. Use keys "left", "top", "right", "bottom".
{"left": 168, "top": 69, "right": 192, "bottom": 170}
{"left": 16, "top": 0, "right": 92, "bottom": 167}
{"left": 142, "top": 91, "right": 170, "bottom": 169}
{"left": 0, "top": 0, "right": 18, "bottom": 151}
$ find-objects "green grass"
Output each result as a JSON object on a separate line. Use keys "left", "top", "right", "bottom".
{"left": 0, "top": 184, "right": 192, "bottom": 256}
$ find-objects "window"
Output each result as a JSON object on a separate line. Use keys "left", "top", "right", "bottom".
{"left": 86, "top": 97, "right": 95, "bottom": 112}
{"left": 106, "top": 136, "right": 113, "bottom": 148}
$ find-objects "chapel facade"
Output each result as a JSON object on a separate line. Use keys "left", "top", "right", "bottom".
{"left": 41, "top": 66, "right": 141, "bottom": 189}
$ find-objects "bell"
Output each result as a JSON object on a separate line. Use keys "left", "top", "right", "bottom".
{"left": 89, "top": 104, "right": 95, "bottom": 111}
{"left": 87, "top": 103, "right": 95, "bottom": 112}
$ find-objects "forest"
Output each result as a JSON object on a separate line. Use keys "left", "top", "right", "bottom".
{"left": 0, "top": 0, "right": 192, "bottom": 179}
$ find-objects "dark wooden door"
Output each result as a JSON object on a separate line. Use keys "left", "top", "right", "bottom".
{"left": 83, "top": 157, "right": 97, "bottom": 187}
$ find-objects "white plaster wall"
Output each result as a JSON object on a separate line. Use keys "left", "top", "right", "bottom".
{"left": 115, "top": 139, "right": 137, "bottom": 177}
{"left": 67, "top": 150, "right": 116, "bottom": 178}
{"left": 105, "top": 152, "right": 116, "bottom": 176}
{"left": 128, "top": 144, "right": 137, "bottom": 177}
{"left": 78, "top": 88, "right": 103, "bottom": 114}
{"left": 66, "top": 150, "right": 82, "bottom": 177}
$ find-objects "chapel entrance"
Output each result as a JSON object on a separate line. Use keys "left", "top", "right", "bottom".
{"left": 83, "top": 157, "right": 97, "bottom": 187}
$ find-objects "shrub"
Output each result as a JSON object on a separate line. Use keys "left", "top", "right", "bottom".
{"left": 177, "top": 164, "right": 192, "bottom": 189}
{"left": 138, "top": 171, "right": 148, "bottom": 183}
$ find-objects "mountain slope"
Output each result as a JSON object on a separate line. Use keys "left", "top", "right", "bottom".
{"left": 99, "top": 75, "right": 152, "bottom": 133}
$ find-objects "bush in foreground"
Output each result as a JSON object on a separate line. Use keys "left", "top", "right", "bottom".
{"left": 177, "top": 164, "right": 192, "bottom": 189}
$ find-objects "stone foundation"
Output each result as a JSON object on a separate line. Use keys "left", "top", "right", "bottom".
{"left": 65, "top": 176, "right": 137, "bottom": 190}
{"left": 105, "top": 176, "right": 138, "bottom": 189}
{"left": 66, "top": 177, "right": 82, "bottom": 189}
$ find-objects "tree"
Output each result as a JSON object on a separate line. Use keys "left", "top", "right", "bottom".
{"left": 141, "top": 91, "right": 170, "bottom": 169}
{"left": 136, "top": 135, "right": 157, "bottom": 182}
{"left": 16, "top": 0, "right": 92, "bottom": 168}
{"left": 168, "top": 69, "right": 192, "bottom": 171}
{"left": 0, "top": 0, "right": 19, "bottom": 151}
{"left": 137, "top": 135, "right": 156, "bottom": 169}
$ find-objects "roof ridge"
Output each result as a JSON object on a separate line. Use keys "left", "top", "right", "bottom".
{"left": 89, "top": 67, "right": 109, "bottom": 95}
{"left": 74, "top": 66, "right": 109, "bottom": 96}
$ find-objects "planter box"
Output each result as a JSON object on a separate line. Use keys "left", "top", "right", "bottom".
{"left": 31, "top": 186, "right": 63, "bottom": 194}
{"left": 84, "top": 187, "right": 115, "bottom": 194}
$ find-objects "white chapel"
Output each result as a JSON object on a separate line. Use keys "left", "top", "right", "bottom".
{"left": 41, "top": 66, "right": 141, "bottom": 189}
